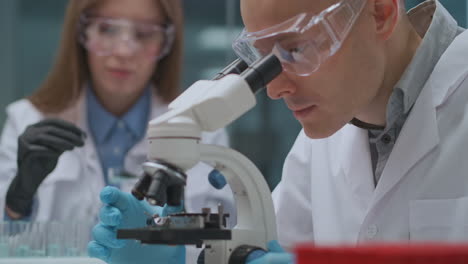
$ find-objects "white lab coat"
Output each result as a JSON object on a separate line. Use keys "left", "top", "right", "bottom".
{"left": 0, "top": 90, "right": 235, "bottom": 262}
{"left": 273, "top": 4, "right": 468, "bottom": 250}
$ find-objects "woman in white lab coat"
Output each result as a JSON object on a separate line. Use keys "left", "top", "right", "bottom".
{"left": 0, "top": 0, "right": 234, "bottom": 227}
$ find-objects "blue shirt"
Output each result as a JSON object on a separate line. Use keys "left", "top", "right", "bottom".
{"left": 86, "top": 86, "right": 150, "bottom": 184}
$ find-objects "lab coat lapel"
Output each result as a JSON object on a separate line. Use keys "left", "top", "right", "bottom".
{"left": 337, "top": 125, "right": 375, "bottom": 206}
{"left": 373, "top": 82, "right": 439, "bottom": 205}
{"left": 369, "top": 1, "right": 466, "bottom": 214}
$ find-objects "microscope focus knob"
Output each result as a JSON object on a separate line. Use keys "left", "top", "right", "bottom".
{"left": 228, "top": 245, "right": 265, "bottom": 264}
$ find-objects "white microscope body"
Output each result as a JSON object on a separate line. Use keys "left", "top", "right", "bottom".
{"left": 121, "top": 55, "right": 282, "bottom": 263}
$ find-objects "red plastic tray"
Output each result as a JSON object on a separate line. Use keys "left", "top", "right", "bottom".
{"left": 295, "top": 243, "right": 468, "bottom": 264}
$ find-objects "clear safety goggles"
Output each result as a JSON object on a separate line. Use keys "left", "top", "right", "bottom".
{"left": 79, "top": 15, "right": 175, "bottom": 59}
{"left": 232, "top": 0, "right": 366, "bottom": 76}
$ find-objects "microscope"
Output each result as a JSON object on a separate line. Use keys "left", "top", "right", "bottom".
{"left": 117, "top": 54, "right": 283, "bottom": 263}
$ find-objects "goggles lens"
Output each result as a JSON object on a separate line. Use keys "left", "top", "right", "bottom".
{"left": 233, "top": 0, "right": 366, "bottom": 76}
{"left": 80, "top": 16, "right": 174, "bottom": 59}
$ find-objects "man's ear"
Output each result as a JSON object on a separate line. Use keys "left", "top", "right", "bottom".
{"left": 372, "top": 0, "right": 400, "bottom": 40}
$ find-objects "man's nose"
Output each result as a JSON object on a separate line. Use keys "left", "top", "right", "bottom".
{"left": 266, "top": 73, "right": 297, "bottom": 99}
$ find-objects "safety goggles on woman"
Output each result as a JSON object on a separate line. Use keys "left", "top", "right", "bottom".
{"left": 232, "top": 0, "right": 366, "bottom": 76}
{"left": 79, "top": 15, "right": 175, "bottom": 60}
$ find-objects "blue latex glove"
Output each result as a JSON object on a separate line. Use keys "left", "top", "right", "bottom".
{"left": 88, "top": 186, "right": 185, "bottom": 264}
{"left": 246, "top": 240, "right": 294, "bottom": 264}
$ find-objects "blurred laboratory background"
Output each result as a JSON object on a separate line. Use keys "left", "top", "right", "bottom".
{"left": 0, "top": 0, "right": 467, "bottom": 190}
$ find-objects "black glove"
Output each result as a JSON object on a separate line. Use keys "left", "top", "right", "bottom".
{"left": 6, "top": 118, "right": 86, "bottom": 216}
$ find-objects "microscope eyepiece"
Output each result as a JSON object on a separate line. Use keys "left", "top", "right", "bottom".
{"left": 240, "top": 54, "right": 282, "bottom": 94}
{"left": 213, "top": 58, "right": 249, "bottom": 80}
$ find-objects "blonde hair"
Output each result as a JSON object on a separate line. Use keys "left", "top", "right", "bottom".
{"left": 29, "top": 0, "right": 184, "bottom": 113}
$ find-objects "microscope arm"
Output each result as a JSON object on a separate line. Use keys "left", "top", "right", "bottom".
{"left": 199, "top": 144, "right": 277, "bottom": 262}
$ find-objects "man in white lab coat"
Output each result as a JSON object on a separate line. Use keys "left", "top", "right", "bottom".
{"left": 235, "top": 0, "right": 468, "bottom": 262}
{"left": 239, "top": 0, "right": 468, "bottom": 263}
{"left": 92, "top": 0, "right": 468, "bottom": 263}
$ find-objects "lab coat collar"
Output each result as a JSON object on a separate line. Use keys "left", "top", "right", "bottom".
{"left": 336, "top": 64, "right": 441, "bottom": 216}
{"left": 372, "top": 80, "right": 439, "bottom": 204}
{"left": 337, "top": 0, "right": 461, "bottom": 208}
{"left": 51, "top": 86, "right": 169, "bottom": 176}
{"left": 369, "top": 0, "right": 464, "bottom": 207}
{"left": 86, "top": 85, "right": 151, "bottom": 144}
{"left": 397, "top": 0, "right": 458, "bottom": 113}
{"left": 55, "top": 85, "right": 169, "bottom": 136}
